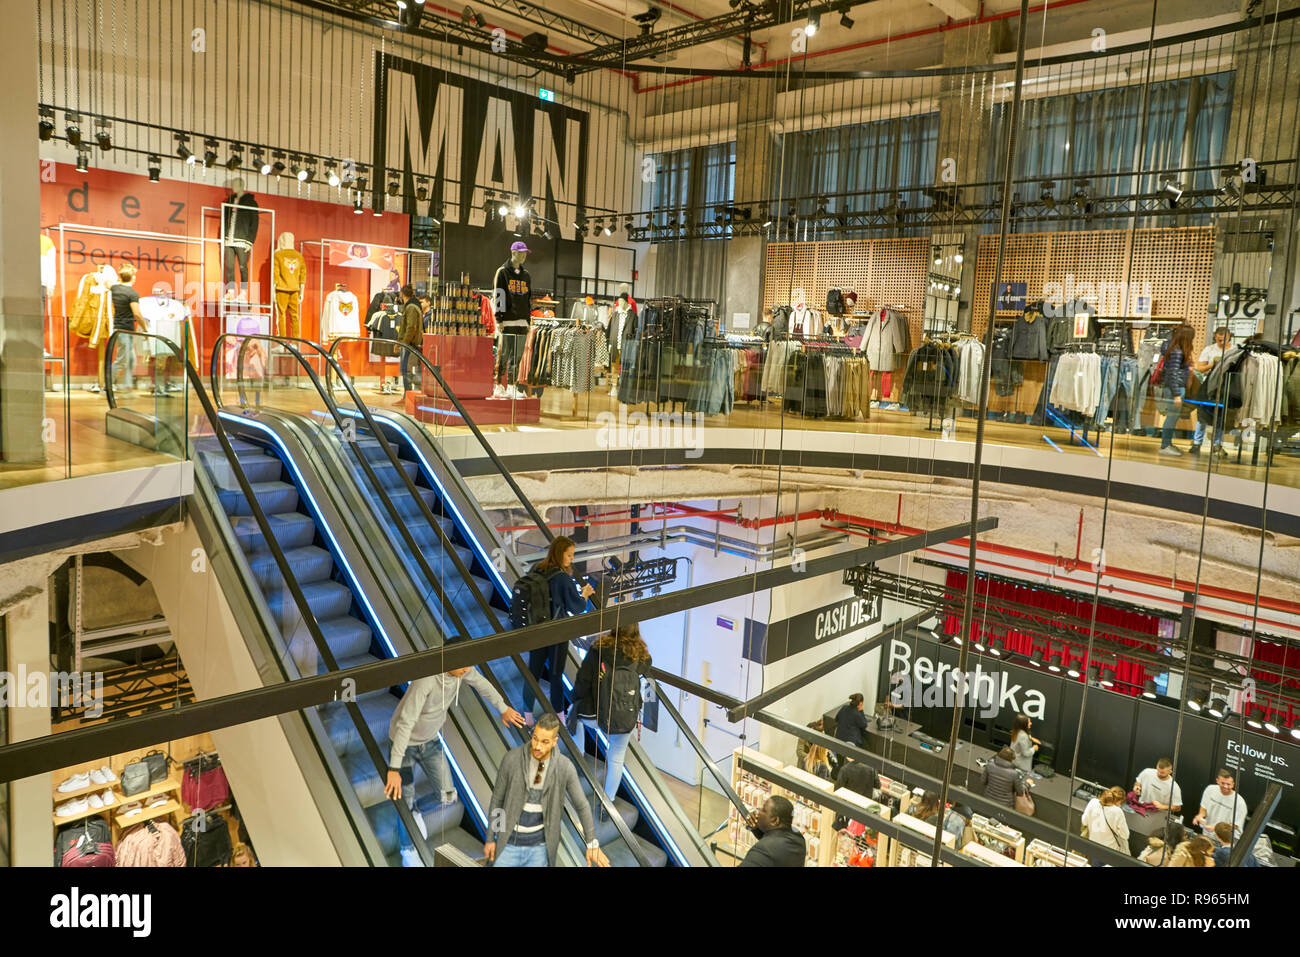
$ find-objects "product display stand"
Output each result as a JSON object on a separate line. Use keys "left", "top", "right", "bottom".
{"left": 962, "top": 841, "right": 1027, "bottom": 866}
{"left": 887, "top": 813, "right": 955, "bottom": 867}
{"left": 725, "top": 747, "right": 784, "bottom": 862}
{"left": 831, "top": 786, "right": 892, "bottom": 867}
{"left": 1025, "top": 837, "right": 1090, "bottom": 867}
{"left": 968, "top": 812, "right": 1026, "bottom": 862}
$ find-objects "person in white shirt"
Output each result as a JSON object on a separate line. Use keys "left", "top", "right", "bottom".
{"left": 1190, "top": 326, "right": 1229, "bottom": 454}
{"left": 1081, "top": 785, "right": 1130, "bottom": 854}
{"left": 1192, "top": 768, "right": 1249, "bottom": 845}
{"left": 1132, "top": 757, "right": 1183, "bottom": 812}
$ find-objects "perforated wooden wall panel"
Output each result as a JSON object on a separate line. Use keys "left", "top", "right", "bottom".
{"left": 764, "top": 238, "right": 929, "bottom": 344}
{"left": 972, "top": 226, "right": 1216, "bottom": 341}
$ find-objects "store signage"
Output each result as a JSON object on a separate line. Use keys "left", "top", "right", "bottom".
{"left": 991, "top": 281, "right": 1027, "bottom": 314}
{"left": 1223, "top": 737, "right": 1294, "bottom": 789}
{"left": 743, "top": 593, "right": 881, "bottom": 664}
{"left": 374, "top": 54, "right": 588, "bottom": 239}
{"left": 885, "top": 638, "right": 1047, "bottom": 719}
{"left": 716, "top": 617, "right": 735, "bottom": 631}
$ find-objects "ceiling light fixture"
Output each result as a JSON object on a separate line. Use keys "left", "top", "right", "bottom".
{"left": 388, "top": 177, "right": 402, "bottom": 197}
{"left": 95, "top": 119, "right": 113, "bottom": 152}
{"left": 353, "top": 194, "right": 364, "bottom": 214}
{"left": 514, "top": 203, "right": 529, "bottom": 218}
{"left": 270, "top": 152, "right": 286, "bottom": 176}
{"left": 302, "top": 165, "right": 317, "bottom": 184}
{"left": 74, "top": 149, "right": 90, "bottom": 173}
{"left": 65, "top": 113, "right": 83, "bottom": 147}
{"left": 203, "top": 138, "right": 219, "bottom": 167}
{"left": 416, "top": 178, "right": 429, "bottom": 201}
{"left": 175, "top": 134, "right": 196, "bottom": 164}
{"left": 38, "top": 107, "right": 55, "bottom": 141}
{"left": 326, "top": 165, "right": 341, "bottom": 187}
{"left": 1161, "top": 175, "right": 1184, "bottom": 207}
{"left": 225, "top": 146, "right": 243, "bottom": 170}
{"left": 1040, "top": 180, "right": 1056, "bottom": 210}
{"left": 804, "top": 12, "right": 820, "bottom": 36}
{"left": 147, "top": 154, "right": 162, "bottom": 182}
{"left": 254, "top": 152, "right": 270, "bottom": 175}
{"left": 1264, "top": 718, "right": 1280, "bottom": 734}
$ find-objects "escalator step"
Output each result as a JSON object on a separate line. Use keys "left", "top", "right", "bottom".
{"left": 200, "top": 449, "right": 283, "bottom": 487}
{"left": 604, "top": 834, "right": 669, "bottom": 868}
{"left": 318, "top": 692, "right": 399, "bottom": 758}
{"left": 266, "top": 578, "right": 354, "bottom": 626}
{"left": 193, "top": 436, "right": 264, "bottom": 456}
{"left": 286, "top": 616, "right": 376, "bottom": 673}
{"left": 352, "top": 459, "right": 421, "bottom": 489}
{"left": 249, "top": 545, "right": 334, "bottom": 589}
{"left": 218, "top": 480, "right": 299, "bottom": 516}
{"left": 231, "top": 512, "right": 317, "bottom": 554}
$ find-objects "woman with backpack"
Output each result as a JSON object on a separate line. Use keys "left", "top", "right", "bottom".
{"left": 1155, "top": 324, "right": 1196, "bottom": 456}
{"left": 572, "top": 623, "right": 653, "bottom": 799}
{"left": 519, "top": 536, "right": 595, "bottom": 717}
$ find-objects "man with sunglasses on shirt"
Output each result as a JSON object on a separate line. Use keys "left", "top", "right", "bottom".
{"left": 484, "top": 713, "right": 608, "bottom": 867}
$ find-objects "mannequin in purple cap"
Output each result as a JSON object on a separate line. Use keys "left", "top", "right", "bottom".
{"left": 493, "top": 241, "right": 533, "bottom": 400}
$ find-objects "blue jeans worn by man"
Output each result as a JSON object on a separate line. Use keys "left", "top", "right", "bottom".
{"left": 493, "top": 842, "right": 549, "bottom": 867}
{"left": 397, "top": 736, "right": 453, "bottom": 860}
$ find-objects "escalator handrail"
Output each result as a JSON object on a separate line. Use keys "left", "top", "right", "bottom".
{"left": 180, "top": 350, "right": 438, "bottom": 867}
{"left": 509, "top": 654, "right": 652, "bottom": 866}
{"left": 326, "top": 336, "right": 554, "bottom": 544}
{"left": 210, "top": 332, "right": 497, "bottom": 643}
{"left": 646, "top": 676, "right": 751, "bottom": 822}
{"left": 104, "top": 328, "right": 187, "bottom": 423}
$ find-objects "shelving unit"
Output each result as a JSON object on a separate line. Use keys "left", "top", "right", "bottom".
{"left": 887, "top": 813, "right": 955, "bottom": 867}
{"left": 962, "top": 841, "right": 1028, "bottom": 866}
{"left": 1026, "top": 837, "right": 1091, "bottom": 867}
{"left": 969, "top": 813, "right": 1026, "bottom": 863}
{"left": 115, "top": 798, "right": 182, "bottom": 831}
{"left": 831, "top": 787, "right": 891, "bottom": 867}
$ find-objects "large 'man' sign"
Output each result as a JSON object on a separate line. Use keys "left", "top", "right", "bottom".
{"left": 373, "top": 55, "right": 588, "bottom": 240}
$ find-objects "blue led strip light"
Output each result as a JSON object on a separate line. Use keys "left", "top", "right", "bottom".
{"left": 1045, "top": 408, "right": 1103, "bottom": 457}
{"left": 1041, "top": 434, "right": 1065, "bottom": 453}
{"left": 217, "top": 412, "right": 485, "bottom": 832}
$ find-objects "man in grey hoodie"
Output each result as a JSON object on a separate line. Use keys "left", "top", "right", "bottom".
{"left": 384, "top": 666, "right": 525, "bottom": 824}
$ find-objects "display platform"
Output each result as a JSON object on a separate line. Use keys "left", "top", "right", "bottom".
{"left": 422, "top": 332, "right": 495, "bottom": 400}
{"left": 403, "top": 389, "right": 540, "bottom": 425}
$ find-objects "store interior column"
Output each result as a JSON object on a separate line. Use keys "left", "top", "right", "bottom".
{"left": 724, "top": 79, "right": 777, "bottom": 328}
{"left": 0, "top": 0, "right": 45, "bottom": 466}
{"left": 5, "top": 582, "right": 53, "bottom": 866}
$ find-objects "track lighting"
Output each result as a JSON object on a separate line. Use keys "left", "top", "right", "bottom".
{"left": 326, "top": 166, "right": 341, "bottom": 187}
{"left": 353, "top": 194, "right": 364, "bottom": 214}
{"left": 270, "top": 152, "right": 286, "bottom": 176}
{"left": 302, "top": 166, "right": 317, "bottom": 184}
{"left": 514, "top": 203, "right": 529, "bottom": 218}
{"left": 254, "top": 152, "right": 270, "bottom": 175}
{"left": 804, "top": 12, "right": 820, "bottom": 36}
{"left": 225, "top": 146, "right": 243, "bottom": 170}
{"left": 95, "top": 119, "right": 113, "bottom": 152}
{"left": 293, "top": 157, "right": 309, "bottom": 181}
{"left": 175, "top": 134, "right": 196, "bottom": 164}
{"left": 388, "top": 177, "right": 401, "bottom": 197}
{"left": 1161, "top": 176, "right": 1183, "bottom": 207}
{"left": 75, "top": 150, "right": 90, "bottom": 173}
{"left": 416, "top": 178, "right": 429, "bottom": 201}
{"left": 39, "top": 107, "right": 55, "bottom": 141}
{"left": 65, "top": 113, "right": 83, "bottom": 147}
{"left": 625, "top": 217, "right": 634, "bottom": 232}
{"left": 147, "top": 155, "right": 161, "bottom": 182}
{"left": 602, "top": 221, "right": 613, "bottom": 236}
{"left": 203, "top": 138, "right": 219, "bottom": 167}
{"left": 1040, "top": 181, "right": 1056, "bottom": 210}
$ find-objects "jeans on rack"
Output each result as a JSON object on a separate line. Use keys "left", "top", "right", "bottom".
{"left": 1094, "top": 356, "right": 1138, "bottom": 429}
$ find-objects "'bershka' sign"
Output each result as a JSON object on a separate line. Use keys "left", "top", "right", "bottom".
{"left": 743, "top": 594, "right": 881, "bottom": 665}
{"left": 373, "top": 54, "right": 588, "bottom": 239}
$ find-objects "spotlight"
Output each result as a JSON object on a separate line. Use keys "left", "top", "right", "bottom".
{"left": 416, "top": 178, "right": 429, "bottom": 201}
{"left": 602, "top": 222, "right": 613, "bottom": 236}
{"left": 1290, "top": 725, "right": 1300, "bottom": 741}
{"left": 1047, "top": 658, "right": 1062, "bottom": 673}
{"left": 270, "top": 152, "right": 286, "bottom": 176}
{"left": 373, "top": 205, "right": 383, "bottom": 217}
{"left": 973, "top": 642, "right": 985, "bottom": 652}
{"left": 75, "top": 149, "right": 90, "bottom": 173}
{"left": 1040, "top": 181, "right": 1056, "bottom": 210}
{"left": 289, "top": 157, "right": 302, "bottom": 180}
{"left": 302, "top": 165, "right": 316, "bottom": 183}
{"left": 840, "top": 12, "right": 854, "bottom": 28}
{"left": 1027, "top": 650, "right": 1043, "bottom": 668}
{"left": 254, "top": 152, "right": 270, "bottom": 175}
{"left": 1219, "top": 177, "right": 1241, "bottom": 202}
{"left": 326, "top": 166, "right": 341, "bottom": 187}
{"left": 95, "top": 119, "right": 113, "bottom": 152}
{"left": 203, "top": 138, "right": 219, "bottom": 167}
{"left": 65, "top": 113, "right": 83, "bottom": 147}
{"left": 1142, "top": 680, "right": 1158, "bottom": 699}
{"left": 497, "top": 201, "right": 509, "bottom": 216}
{"left": 632, "top": 6, "right": 662, "bottom": 33}
{"left": 1264, "top": 718, "right": 1280, "bottom": 734}
{"left": 761, "top": 219, "right": 773, "bottom": 228}
{"left": 1161, "top": 176, "right": 1183, "bottom": 207}
{"left": 572, "top": 219, "right": 586, "bottom": 235}
{"left": 1207, "top": 698, "right": 1229, "bottom": 720}
{"left": 353, "top": 194, "right": 364, "bottom": 214}
{"left": 1187, "top": 698, "right": 1203, "bottom": 712}
{"left": 355, "top": 178, "right": 368, "bottom": 193}
{"left": 954, "top": 252, "right": 963, "bottom": 263}
{"left": 514, "top": 203, "right": 529, "bottom": 218}
{"left": 1246, "top": 708, "right": 1264, "bottom": 730}
{"left": 625, "top": 217, "right": 634, "bottom": 232}
{"left": 147, "top": 154, "right": 162, "bottom": 182}
{"left": 1066, "top": 665, "right": 1081, "bottom": 678}
{"left": 521, "top": 32, "right": 548, "bottom": 53}
{"left": 175, "top": 134, "right": 196, "bottom": 164}
{"left": 462, "top": 4, "right": 486, "bottom": 27}
{"left": 388, "top": 177, "right": 401, "bottom": 197}
{"left": 989, "top": 645, "right": 1002, "bottom": 657}
{"left": 1099, "top": 669, "right": 1114, "bottom": 689}
{"left": 804, "top": 12, "right": 820, "bottom": 36}
{"left": 39, "top": 107, "right": 55, "bottom": 140}
{"left": 225, "top": 146, "right": 243, "bottom": 170}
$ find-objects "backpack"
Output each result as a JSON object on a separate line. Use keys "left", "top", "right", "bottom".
{"left": 595, "top": 656, "right": 643, "bottom": 735}
{"left": 826, "top": 289, "right": 844, "bottom": 316}
{"left": 1150, "top": 352, "right": 1166, "bottom": 387}
{"left": 509, "top": 567, "right": 555, "bottom": 629}
{"left": 181, "top": 811, "right": 233, "bottom": 867}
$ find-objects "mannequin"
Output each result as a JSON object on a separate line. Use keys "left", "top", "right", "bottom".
{"left": 272, "top": 232, "right": 307, "bottom": 338}
{"left": 223, "top": 178, "right": 260, "bottom": 299}
{"left": 788, "top": 288, "right": 820, "bottom": 337}
{"left": 492, "top": 241, "right": 533, "bottom": 399}
{"left": 139, "top": 281, "right": 193, "bottom": 394}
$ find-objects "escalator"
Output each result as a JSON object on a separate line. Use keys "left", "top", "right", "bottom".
{"left": 107, "top": 330, "right": 714, "bottom": 865}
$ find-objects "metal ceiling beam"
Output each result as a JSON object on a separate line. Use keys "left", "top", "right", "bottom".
{"left": 474, "top": 0, "right": 622, "bottom": 46}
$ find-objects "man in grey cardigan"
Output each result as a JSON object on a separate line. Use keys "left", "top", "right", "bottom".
{"left": 485, "top": 713, "right": 609, "bottom": 867}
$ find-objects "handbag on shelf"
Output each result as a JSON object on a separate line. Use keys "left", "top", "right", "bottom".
{"left": 121, "top": 759, "right": 150, "bottom": 796}
{"left": 142, "top": 749, "right": 171, "bottom": 784}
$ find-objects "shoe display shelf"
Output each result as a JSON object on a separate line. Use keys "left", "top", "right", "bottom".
{"left": 111, "top": 772, "right": 184, "bottom": 836}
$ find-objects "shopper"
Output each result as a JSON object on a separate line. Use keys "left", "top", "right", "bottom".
{"left": 980, "top": 747, "right": 1022, "bottom": 809}
{"left": 802, "top": 745, "right": 833, "bottom": 781}
{"left": 1081, "top": 785, "right": 1130, "bottom": 853}
{"left": 572, "top": 624, "right": 653, "bottom": 799}
{"left": 1132, "top": 757, "right": 1182, "bottom": 812}
{"left": 1189, "top": 326, "right": 1230, "bottom": 456}
{"left": 795, "top": 718, "right": 825, "bottom": 768}
{"left": 832, "top": 758, "right": 882, "bottom": 831}
{"left": 1192, "top": 768, "right": 1249, "bottom": 844}
{"left": 1008, "top": 713, "right": 1040, "bottom": 774}
{"left": 1169, "top": 834, "right": 1215, "bottom": 867}
{"left": 833, "top": 693, "right": 869, "bottom": 758}
{"left": 385, "top": 664, "right": 524, "bottom": 862}
{"left": 521, "top": 535, "right": 595, "bottom": 718}
{"left": 110, "top": 264, "right": 144, "bottom": 391}
{"left": 1211, "top": 822, "right": 1262, "bottom": 867}
{"left": 739, "top": 795, "right": 806, "bottom": 867}
{"left": 1138, "top": 821, "right": 1185, "bottom": 866}
{"left": 397, "top": 284, "right": 424, "bottom": 392}
{"left": 484, "top": 713, "right": 607, "bottom": 867}
{"left": 944, "top": 804, "right": 975, "bottom": 846}
{"left": 913, "top": 790, "right": 942, "bottom": 825}
{"left": 228, "top": 843, "right": 257, "bottom": 867}
{"left": 1156, "top": 324, "right": 1196, "bottom": 455}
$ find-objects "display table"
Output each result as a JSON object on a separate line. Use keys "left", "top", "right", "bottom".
{"left": 411, "top": 332, "right": 539, "bottom": 425}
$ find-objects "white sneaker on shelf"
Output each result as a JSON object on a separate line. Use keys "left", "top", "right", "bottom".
{"left": 147, "top": 795, "right": 169, "bottom": 809}
{"left": 89, "top": 768, "right": 108, "bottom": 786}
{"left": 88, "top": 793, "right": 104, "bottom": 809}
{"left": 120, "top": 803, "right": 143, "bottom": 818}
{"left": 57, "top": 773, "right": 90, "bottom": 793}
{"left": 507, "top": 386, "right": 527, "bottom": 400}
{"left": 56, "top": 797, "right": 89, "bottom": 818}
{"left": 99, "top": 789, "right": 115, "bottom": 807}
{"left": 99, "top": 765, "right": 117, "bottom": 783}
{"left": 492, "top": 384, "right": 507, "bottom": 399}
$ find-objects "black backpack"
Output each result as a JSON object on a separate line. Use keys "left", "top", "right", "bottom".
{"left": 826, "top": 289, "right": 845, "bottom": 316}
{"left": 509, "top": 568, "right": 555, "bottom": 629}
{"left": 182, "top": 811, "right": 233, "bottom": 867}
{"left": 595, "top": 657, "right": 643, "bottom": 735}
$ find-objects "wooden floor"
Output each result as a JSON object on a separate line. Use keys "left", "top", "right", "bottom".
{"left": 663, "top": 770, "right": 739, "bottom": 867}
{"left": 6, "top": 376, "right": 1297, "bottom": 495}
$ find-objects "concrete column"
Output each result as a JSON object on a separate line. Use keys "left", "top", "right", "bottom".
{"left": 933, "top": 22, "right": 1006, "bottom": 331}
{"left": 725, "top": 80, "right": 778, "bottom": 326}
{"left": 0, "top": 0, "right": 45, "bottom": 464}
{"left": 1216, "top": 8, "right": 1300, "bottom": 341}
{"left": 6, "top": 587, "right": 53, "bottom": 866}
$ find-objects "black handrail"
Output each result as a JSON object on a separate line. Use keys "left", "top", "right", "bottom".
{"left": 326, "top": 336, "right": 555, "bottom": 544}
{"left": 648, "top": 677, "right": 749, "bottom": 822}
{"left": 211, "top": 332, "right": 499, "bottom": 642}
{"left": 175, "top": 342, "right": 438, "bottom": 867}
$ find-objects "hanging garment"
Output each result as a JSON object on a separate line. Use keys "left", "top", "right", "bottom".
{"left": 321, "top": 289, "right": 361, "bottom": 339}
{"left": 1240, "top": 352, "right": 1285, "bottom": 425}
{"left": 69, "top": 266, "right": 120, "bottom": 346}
{"left": 859, "top": 309, "right": 908, "bottom": 372}
{"left": 116, "top": 821, "right": 186, "bottom": 867}
{"left": 138, "top": 296, "right": 193, "bottom": 358}
{"left": 900, "top": 341, "right": 958, "bottom": 413}
{"left": 956, "top": 339, "right": 986, "bottom": 405}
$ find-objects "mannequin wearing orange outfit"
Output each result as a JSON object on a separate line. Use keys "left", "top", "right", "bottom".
{"left": 272, "top": 232, "right": 307, "bottom": 338}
